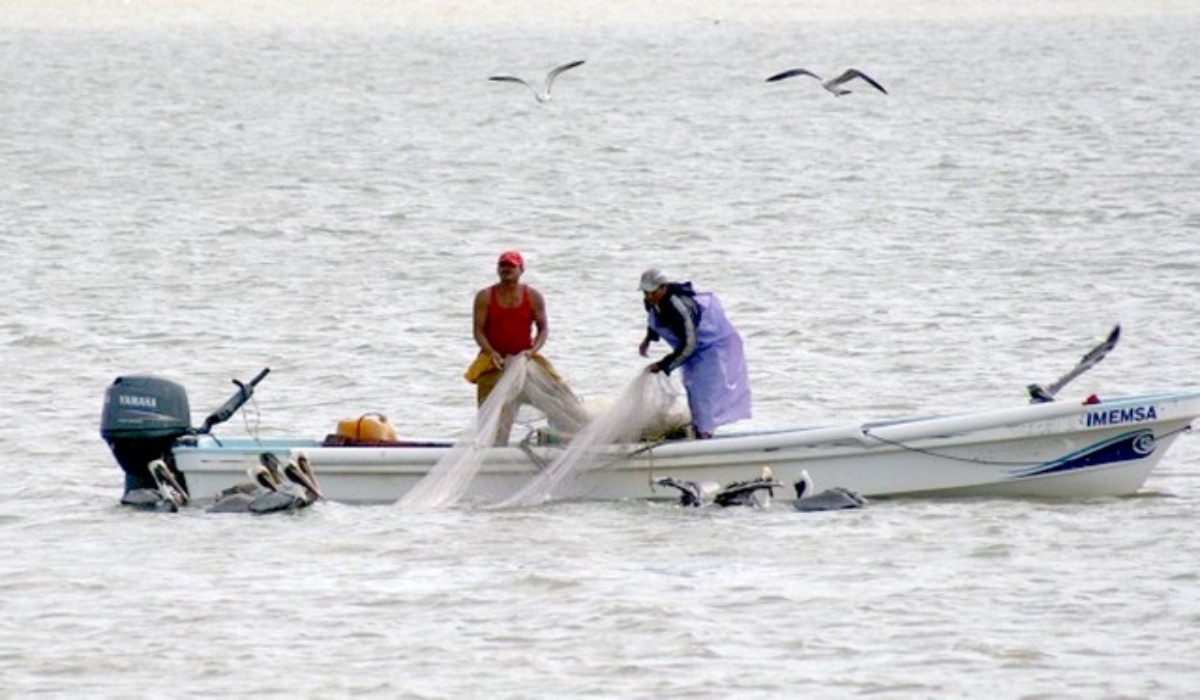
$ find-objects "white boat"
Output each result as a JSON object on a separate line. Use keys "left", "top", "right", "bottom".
{"left": 100, "top": 367, "right": 1200, "bottom": 506}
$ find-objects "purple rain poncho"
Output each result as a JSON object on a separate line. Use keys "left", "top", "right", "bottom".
{"left": 646, "top": 285, "right": 752, "bottom": 433}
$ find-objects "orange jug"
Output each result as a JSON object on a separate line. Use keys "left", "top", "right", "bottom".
{"left": 336, "top": 413, "right": 398, "bottom": 443}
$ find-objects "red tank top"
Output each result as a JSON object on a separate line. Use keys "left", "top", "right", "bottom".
{"left": 485, "top": 285, "right": 535, "bottom": 356}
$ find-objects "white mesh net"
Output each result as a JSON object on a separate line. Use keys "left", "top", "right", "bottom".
{"left": 492, "top": 369, "right": 680, "bottom": 508}
{"left": 395, "top": 355, "right": 531, "bottom": 510}
{"left": 396, "top": 355, "right": 684, "bottom": 510}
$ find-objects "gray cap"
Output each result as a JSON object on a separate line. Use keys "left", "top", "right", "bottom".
{"left": 639, "top": 268, "right": 669, "bottom": 292}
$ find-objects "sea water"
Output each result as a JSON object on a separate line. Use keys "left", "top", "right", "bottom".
{"left": 3, "top": 1, "right": 1200, "bottom": 697}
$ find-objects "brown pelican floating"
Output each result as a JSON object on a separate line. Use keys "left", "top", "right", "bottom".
{"left": 248, "top": 452, "right": 321, "bottom": 515}
{"left": 713, "top": 467, "right": 784, "bottom": 508}
{"left": 254, "top": 453, "right": 286, "bottom": 489}
{"left": 765, "top": 68, "right": 888, "bottom": 96}
{"left": 656, "top": 476, "right": 720, "bottom": 507}
{"left": 207, "top": 452, "right": 319, "bottom": 514}
{"left": 792, "top": 470, "right": 868, "bottom": 512}
{"left": 207, "top": 461, "right": 275, "bottom": 513}
{"left": 150, "top": 459, "right": 188, "bottom": 510}
{"left": 283, "top": 452, "right": 323, "bottom": 500}
{"left": 488, "top": 60, "right": 586, "bottom": 103}
{"left": 657, "top": 468, "right": 782, "bottom": 509}
{"left": 121, "top": 458, "right": 189, "bottom": 512}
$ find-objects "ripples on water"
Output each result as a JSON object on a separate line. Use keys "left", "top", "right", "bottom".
{"left": 3, "top": 2, "right": 1200, "bottom": 697}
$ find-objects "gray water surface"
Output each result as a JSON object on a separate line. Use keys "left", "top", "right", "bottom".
{"left": 3, "top": 2, "right": 1199, "bottom": 697}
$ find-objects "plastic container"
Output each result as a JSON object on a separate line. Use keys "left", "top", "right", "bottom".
{"left": 336, "top": 413, "right": 398, "bottom": 443}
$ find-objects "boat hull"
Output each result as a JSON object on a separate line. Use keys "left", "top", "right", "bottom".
{"left": 172, "top": 390, "right": 1200, "bottom": 505}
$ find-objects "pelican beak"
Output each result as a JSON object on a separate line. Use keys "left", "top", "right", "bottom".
{"left": 149, "top": 459, "right": 189, "bottom": 506}
{"left": 296, "top": 452, "right": 323, "bottom": 499}
{"left": 259, "top": 452, "right": 284, "bottom": 475}
{"left": 283, "top": 460, "right": 324, "bottom": 500}
{"left": 251, "top": 463, "right": 282, "bottom": 491}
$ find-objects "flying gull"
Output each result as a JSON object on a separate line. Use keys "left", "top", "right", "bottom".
{"left": 488, "top": 60, "right": 586, "bottom": 103}
{"left": 766, "top": 68, "right": 888, "bottom": 96}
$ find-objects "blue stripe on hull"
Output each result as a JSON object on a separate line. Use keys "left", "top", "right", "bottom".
{"left": 1009, "top": 430, "right": 1156, "bottom": 479}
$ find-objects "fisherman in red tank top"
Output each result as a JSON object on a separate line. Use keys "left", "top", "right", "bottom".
{"left": 483, "top": 283, "right": 536, "bottom": 356}
{"left": 464, "top": 251, "right": 575, "bottom": 444}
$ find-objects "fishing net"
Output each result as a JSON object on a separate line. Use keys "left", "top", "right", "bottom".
{"left": 395, "top": 356, "right": 531, "bottom": 510}
{"left": 397, "top": 355, "right": 685, "bottom": 510}
{"left": 492, "top": 369, "right": 681, "bottom": 508}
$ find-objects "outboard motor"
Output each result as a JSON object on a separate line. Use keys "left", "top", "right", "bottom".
{"left": 100, "top": 375, "right": 193, "bottom": 495}
{"left": 101, "top": 368, "right": 270, "bottom": 504}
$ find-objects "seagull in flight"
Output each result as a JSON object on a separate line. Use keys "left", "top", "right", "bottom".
{"left": 766, "top": 67, "right": 888, "bottom": 96}
{"left": 489, "top": 60, "right": 586, "bottom": 103}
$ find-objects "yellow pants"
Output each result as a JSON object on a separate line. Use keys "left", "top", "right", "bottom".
{"left": 463, "top": 351, "right": 563, "bottom": 406}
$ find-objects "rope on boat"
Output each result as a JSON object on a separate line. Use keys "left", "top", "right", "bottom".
{"left": 515, "top": 429, "right": 667, "bottom": 474}
{"left": 860, "top": 424, "right": 1193, "bottom": 467}
{"left": 240, "top": 394, "right": 263, "bottom": 442}
{"left": 595, "top": 439, "right": 666, "bottom": 474}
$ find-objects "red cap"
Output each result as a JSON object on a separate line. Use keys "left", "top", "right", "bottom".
{"left": 498, "top": 251, "right": 524, "bottom": 269}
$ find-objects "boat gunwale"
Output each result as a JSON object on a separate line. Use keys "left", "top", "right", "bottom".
{"left": 172, "top": 389, "right": 1200, "bottom": 464}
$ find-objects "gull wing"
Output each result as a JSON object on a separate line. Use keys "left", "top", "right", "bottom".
{"left": 833, "top": 68, "right": 888, "bottom": 94}
{"left": 546, "top": 59, "right": 585, "bottom": 87}
{"left": 488, "top": 75, "right": 533, "bottom": 89}
{"left": 765, "top": 67, "right": 822, "bottom": 83}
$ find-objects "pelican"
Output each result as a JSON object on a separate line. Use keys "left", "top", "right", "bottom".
{"left": 656, "top": 476, "right": 720, "bottom": 507}
{"left": 488, "top": 60, "right": 586, "bottom": 103}
{"left": 249, "top": 452, "right": 321, "bottom": 515}
{"left": 207, "top": 461, "right": 275, "bottom": 513}
{"left": 658, "top": 468, "right": 783, "bottom": 509}
{"left": 765, "top": 68, "right": 888, "bottom": 96}
{"left": 283, "top": 451, "right": 323, "bottom": 501}
{"left": 150, "top": 459, "right": 188, "bottom": 505}
{"left": 121, "top": 459, "right": 190, "bottom": 512}
{"left": 792, "top": 470, "right": 868, "bottom": 512}
{"left": 254, "top": 452, "right": 285, "bottom": 489}
{"left": 713, "top": 467, "right": 784, "bottom": 508}
{"left": 208, "top": 452, "right": 315, "bottom": 514}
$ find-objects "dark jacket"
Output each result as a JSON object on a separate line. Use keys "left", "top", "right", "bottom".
{"left": 644, "top": 282, "right": 701, "bottom": 374}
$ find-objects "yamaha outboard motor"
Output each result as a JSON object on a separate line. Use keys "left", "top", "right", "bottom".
{"left": 101, "top": 368, "right": 271, "bottom": 505}
{"left": 101, "top": 375, "right": 193, "bottom": 495}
